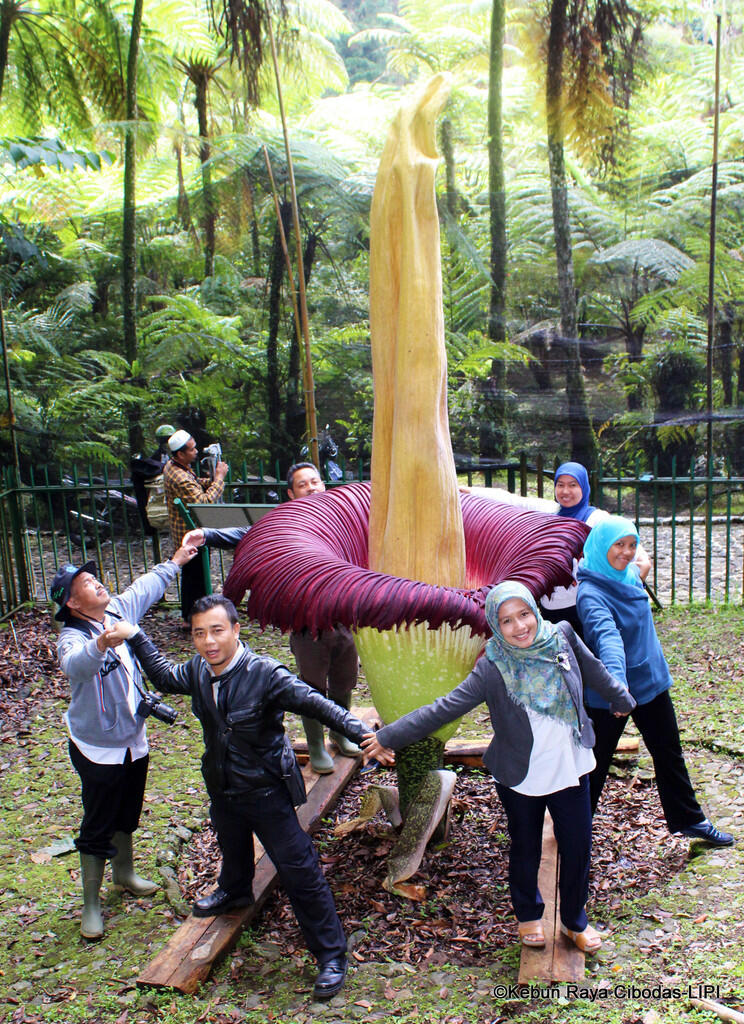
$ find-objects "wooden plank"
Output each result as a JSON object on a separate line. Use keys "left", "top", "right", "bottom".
{"left": 519, "top": 811, "right": 559, "bottom": 983}
{"left": 137, "top": 750, "right": 360, "bottom": 994}
{"left": 518, "top": 810, "right": 584, "bottom": 983}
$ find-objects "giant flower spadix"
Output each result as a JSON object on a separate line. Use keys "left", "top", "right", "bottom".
{"left": 224, "top": 74, "right": 590, "bottom": 751}
{"left": 223, "top": 482, "right": 588, "bottom": 740}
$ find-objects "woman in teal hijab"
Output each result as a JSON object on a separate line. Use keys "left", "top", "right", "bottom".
{"left": 363, "top": 580, "right": 635, "bottom": 955}
{"left": 577, "top": 515, "right": 733, "bottom": 847}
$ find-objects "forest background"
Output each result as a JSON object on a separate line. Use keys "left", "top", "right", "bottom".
{"left": 1, "top": 0, "right": 743, "bottom": 481}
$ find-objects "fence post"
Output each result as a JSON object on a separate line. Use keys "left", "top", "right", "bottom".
{"left": 7, "top": 468, "right": 30, "bottom": 603}
{"left": 519, "top": 453, "right": 527, "bottom": 496}
{"left": 670, "top": 455, "right": 677, "bottom": 606}
{"left": 705, "top": 457, "right": 714, "bottom": 603}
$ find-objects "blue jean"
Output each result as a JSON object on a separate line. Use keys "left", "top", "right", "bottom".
{"left": 496, "top": 775, "right": 592, "bottom": 932}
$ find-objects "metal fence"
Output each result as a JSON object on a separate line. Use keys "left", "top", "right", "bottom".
{"left": 1, "top": 454, "right": 742, "bottom": 617}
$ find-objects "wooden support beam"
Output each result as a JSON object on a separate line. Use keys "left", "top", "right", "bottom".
{"left": 137, "top": 753, "right": 360, "bottom": 994}
{"left": 518, "top": 811, "right": 584, "bottom": 984}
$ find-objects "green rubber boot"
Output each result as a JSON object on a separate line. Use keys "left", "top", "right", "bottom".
{"left": 111, "top": 832, "right": 158, "bottom": 896}
{"left": 328, "top": 691, "right": 362, "bottom": 757}
{"left": 80, "top": 853, "right": 105, "bottom": 940}
{"left": 301, "top": 717, "right": 334, "bottom": 774}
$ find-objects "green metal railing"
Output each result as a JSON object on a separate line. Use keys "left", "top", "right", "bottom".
{"left": 0, "top": 457, "right": 362, "bottom": 616}
{"left": 2, "top": 454, "right": 742, "bottom": 617}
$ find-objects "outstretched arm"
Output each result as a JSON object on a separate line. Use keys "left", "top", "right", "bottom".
{"left": 374, "top": 666, "right": 488, "bottom": 751}
{"left": 111, "top": 545, "right": 196, "bottom": 623}
{"left": 561, "top": 624, "right": 635, "bottom": 715}
{"left": 266, "top": 664, "right": 368, "bottom": 744}
{"left": 576, "top": 589, "right": 628, "bottom": 687}
{"left": 119, "top": 625, "right": 198, "bottom": 696}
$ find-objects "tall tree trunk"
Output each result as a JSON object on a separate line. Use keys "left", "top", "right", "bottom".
{"left": 266, "top": 209, "right": 288, "bottom": 467}
{"left": 0, "top": 0, "right": 14, "bottom": 103}
{"left": 194, "top": 73, "right": 215, "bottom": 278}
{"left": 285, "top": 230, "right": 317, "bottom": 459}
{"left": 242, "top": 168, "right": 261, "bottom": 276}
{"left": 122, "top": 0, "right": 144, "bottom": 456}
{"left": 481, "top": 0, "right": 508, "bottom": 459}
{"left": 546, "top": 0, "right": 597, "bottom": 468}
{"left": 440, "top": 117, "right": 458, "bottom": 220}
{"left": 718, "top": 307, "right": 733, "bottom": 407}
{"left": 624, "top": 325, "right": 646, "bottom": 411}
{"left": 175, "top": 141, "right": 193, "bottom": 232}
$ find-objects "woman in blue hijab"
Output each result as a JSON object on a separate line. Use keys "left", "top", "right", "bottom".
{"left": 577, "top": 516, "right": 733, "bottom": 847}
{"left": 541, "top": 463, "right": 651, "bottom": 635}
{"left": 363, "top": 580, "right": 636, "bottom": 954}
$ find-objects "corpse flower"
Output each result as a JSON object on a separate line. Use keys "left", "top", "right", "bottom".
{"left": 224, "top": 75, "right": 589, "bottom": 890}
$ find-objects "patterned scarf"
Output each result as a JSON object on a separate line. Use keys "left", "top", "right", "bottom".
{"left": 484, "top": 581, "right": 578, "bottom": 734}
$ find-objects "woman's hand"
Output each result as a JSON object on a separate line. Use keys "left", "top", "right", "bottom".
{"left": 361, "top": 733, "right": 395, "bottom": 766}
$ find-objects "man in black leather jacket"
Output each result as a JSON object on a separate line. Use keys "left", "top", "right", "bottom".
{"left": 117, "top": 594, "right": 370, "bottom": 1000}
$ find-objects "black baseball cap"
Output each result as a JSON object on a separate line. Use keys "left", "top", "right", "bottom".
{"left": 51, "top": 561, "right": 97, "bottom": 621}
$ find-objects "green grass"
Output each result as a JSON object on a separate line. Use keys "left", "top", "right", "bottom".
{"left": 0, "top": 605, "right": 742, "bottom": 1023}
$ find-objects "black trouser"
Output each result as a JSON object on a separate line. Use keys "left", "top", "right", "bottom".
{"left": 69, "top": 741, "right": 148, "bottom": 859}
{"left": 587, "top": 690, "right": 705, "bottom": 833}
{"left": 209, "top": 784, "right": 346, "bottom": 964}
{"left": 496, "top": 776, "right": 592, "bottom": 933}
{"left": 180, "top": 553, "right": 207, "bottom": 620}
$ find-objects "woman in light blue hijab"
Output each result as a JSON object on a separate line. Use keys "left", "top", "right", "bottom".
{"left": 577, "top": 515, "right": 734, "bottom": 848}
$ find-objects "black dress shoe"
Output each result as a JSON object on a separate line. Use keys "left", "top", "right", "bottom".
{"left": 313, "top": 956, "right": 347, "bottom": 1000}
{"left": 192, "top": 886, "right": 253, "bottom": 917}
{"left": 681, "top": 819, "right": 734, "bottom": 846}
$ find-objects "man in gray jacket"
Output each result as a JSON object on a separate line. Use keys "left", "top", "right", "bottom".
{"left": 53, "top": 545, "right": 195, "bottom": 939}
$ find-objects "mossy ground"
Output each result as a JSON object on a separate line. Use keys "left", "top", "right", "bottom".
{"left": 0, "top": 604, "right": 742, "bottom": 1024}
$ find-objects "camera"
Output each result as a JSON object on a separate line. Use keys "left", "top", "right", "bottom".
{"left": 202, "top": 442, "right": 222, "bottom": 481}
{"left": 137, "top": 690, "right": 178, "bottom": 725}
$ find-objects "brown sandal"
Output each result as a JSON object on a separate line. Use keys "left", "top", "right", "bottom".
{"left": 560, "top": 923, "right": 603, "bottom": 954}
{"left": 518, "top": 920, "right": 545, "bottom": 948}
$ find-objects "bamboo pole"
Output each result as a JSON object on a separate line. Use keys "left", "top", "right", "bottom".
{"left": 705, "top": 13, "right": 721, "bottom": 599}
{"left": 0, "top": 296, "right": 20, "bottom": 476}
{"left": 265, "top": 14, "right": 319, "bottom": 469}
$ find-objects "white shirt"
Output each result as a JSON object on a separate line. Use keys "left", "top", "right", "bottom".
{"left": 65, "top": 615, "right": 148, "bottom": 765}
{"left": 510, "top": 707, "right": 595, "bottom": 796}
{"left": 210, "top": 643, "right": 246, "bottom": 707}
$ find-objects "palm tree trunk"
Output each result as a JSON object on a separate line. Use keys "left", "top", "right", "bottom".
{"left": 0, "top": 0, "right": 14, "bottom": 104}
{"left": 546, "top": 0, "right": 597, "bottom": 469}
{"left": 482, "top": 0, "right": 508, "bottom": 459}
{"left": 194, "top": 73, "right": 215, "bottom": 279}
{"left": 267, "top": 206, "right": 290, "bottom": 466}
{"left": 285, "top": 231, "right": 317, "bottom": 458}
{"left": 122, "top": 0, "right": 144, "bottom": 456}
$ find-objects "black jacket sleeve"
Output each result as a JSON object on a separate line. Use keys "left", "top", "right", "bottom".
{"left": 127, "top": 629, "right": 199, "bottom": 696}
{"left": 265, "top": 663, "right": 367, "bottom": 744}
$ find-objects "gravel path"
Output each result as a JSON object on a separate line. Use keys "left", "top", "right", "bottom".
{"left": 21, "top": 519, "right": 743, "bottom": 610}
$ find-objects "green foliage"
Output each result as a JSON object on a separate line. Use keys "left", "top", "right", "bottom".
{"left": 2, "top": 0, "right": 744, "bottom": 474}
{"left": 0, "top": 137, "right": 114, "bottom": 172}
